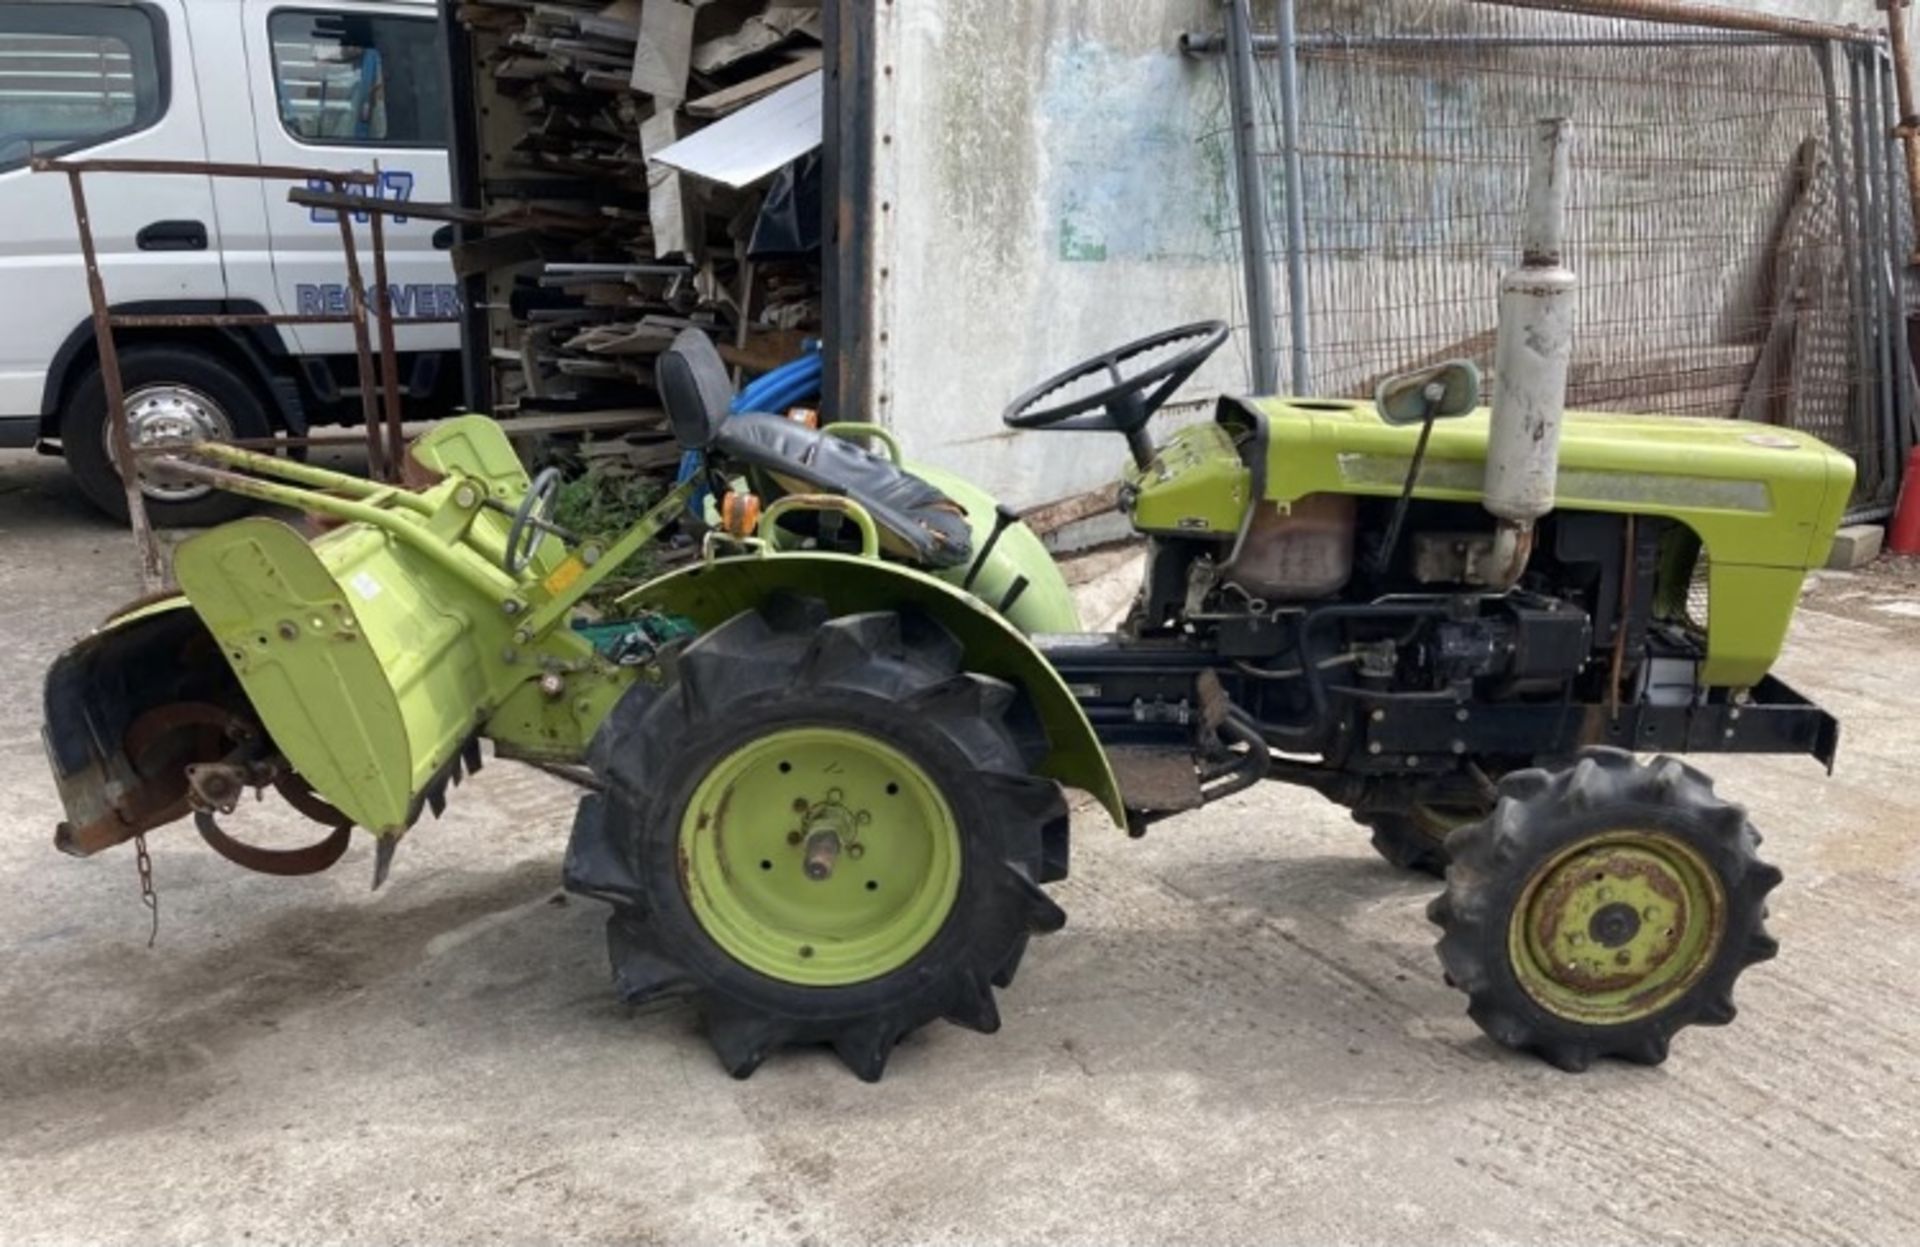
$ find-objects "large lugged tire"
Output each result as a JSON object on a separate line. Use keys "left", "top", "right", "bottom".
{"left": 1430, "top": 748, "right": 1782, "bottom": 1071}
{"left": 61, "top": 345, "right": 271, "bottom": 527}
{"left": 565, "top": 595, "right": 1070, "bottom": 1081}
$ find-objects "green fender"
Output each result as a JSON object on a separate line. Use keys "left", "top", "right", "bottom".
{"left": 625, "top": 552, "right": 1126, "bottom": 828}
{"left": 909, "top": 463, "right": 1083, "bottom": 636}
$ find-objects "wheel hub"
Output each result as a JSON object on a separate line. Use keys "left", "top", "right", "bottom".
{"left": 1587, "top": 901, "right": 1642, "bottom": 949}
{"left": 1509, "top": 833, "right": 1726, "bottom": 1024}
{"left": 801, "top": 802, "right": 851, "bottom": 881}
{"left": 105, "top": 384, "right": 234, "bottom": 502}
{"left": 678, "top": 727, "right": 961, "bottom": 987}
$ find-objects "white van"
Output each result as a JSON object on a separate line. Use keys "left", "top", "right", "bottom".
{"left": 0, "top": 0, "right": 460, "bottom": 525}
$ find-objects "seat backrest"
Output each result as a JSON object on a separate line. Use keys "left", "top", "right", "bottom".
{"left": 657, "top": 329, "right": 736, "bottom": 451}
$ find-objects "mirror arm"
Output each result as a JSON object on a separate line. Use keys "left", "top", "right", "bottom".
{"left": 1371, "top": 383, "right": 1448, "bottom": 577}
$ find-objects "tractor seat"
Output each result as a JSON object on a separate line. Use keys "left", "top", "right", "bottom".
{"left": 657, "top": 330, "right": 974, "bottom": 569}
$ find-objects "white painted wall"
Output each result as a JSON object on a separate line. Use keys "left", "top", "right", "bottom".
{"left": 870, "top": 0, "right": 1236, "bottom": 511}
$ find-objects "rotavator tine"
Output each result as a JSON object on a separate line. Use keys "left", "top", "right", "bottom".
{"left": 372, "top": 836, "right": 398, "bottom": 891}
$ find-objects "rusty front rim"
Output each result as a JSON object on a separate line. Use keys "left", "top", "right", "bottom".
{"left": 1507, "top": 831, "right": 1727, "bottom": 1025}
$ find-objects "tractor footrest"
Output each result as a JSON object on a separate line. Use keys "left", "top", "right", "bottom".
{"left": 1109, "top": 746, "right": 1203, "bottom": 816}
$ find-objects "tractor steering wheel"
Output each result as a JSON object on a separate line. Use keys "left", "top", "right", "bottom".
{"left": 504, "top": 467, "right": 564, "bottom": 576}
{"left": 1001, "top": 321, "right": 1231, "bottom": 464}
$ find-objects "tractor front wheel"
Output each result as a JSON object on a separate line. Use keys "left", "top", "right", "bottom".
{"left": 1429, "top": 748, "right": 1781, "bottom": 1071}
{"left": 1359, "top": 798, "right": 1490, "bottom": 877}
{"left": 565, "top": 596, "right": 1069, "bottom": 1081}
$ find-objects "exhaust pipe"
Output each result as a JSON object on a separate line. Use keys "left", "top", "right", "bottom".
{"left": 1482, "top": 118, "right": 1578, "bottom": 588}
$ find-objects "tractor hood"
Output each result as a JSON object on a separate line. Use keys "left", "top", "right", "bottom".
{"left": 1232, "top": 398, "right": 1856, "bottom": 572}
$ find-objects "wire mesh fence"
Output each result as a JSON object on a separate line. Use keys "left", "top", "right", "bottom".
{"left": 1212, "top": 1, "right": 1915, "bottom": 517}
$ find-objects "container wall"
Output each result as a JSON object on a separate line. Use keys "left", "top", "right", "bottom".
{"left": 871, "top": 0, "right": 1249, "bottom": 511}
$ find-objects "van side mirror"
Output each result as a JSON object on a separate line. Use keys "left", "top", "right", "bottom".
{"left": 1374, "top": 360, "right": 1482, "bottom": 426}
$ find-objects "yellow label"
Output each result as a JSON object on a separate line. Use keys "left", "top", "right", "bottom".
{"left": 543, "top": 556, "right": 586, "bottom": 596}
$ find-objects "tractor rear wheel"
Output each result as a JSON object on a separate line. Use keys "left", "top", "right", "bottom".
{"left": 565, "top": 595, "right": 1070, "bottom": 1081}
{"left": 1429, "top": 748, "right": 1781, "bottom": 1071}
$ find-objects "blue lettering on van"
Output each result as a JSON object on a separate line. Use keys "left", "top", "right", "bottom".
{"left": 305, "top": 170, "right": 418, "bottom": 226}
{"left": 294, "top": 283, "right": 464, "bottom": 319}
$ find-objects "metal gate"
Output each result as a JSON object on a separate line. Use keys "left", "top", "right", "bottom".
{"left": 1196, "top": 1, "right": 1917, "bottom": 519}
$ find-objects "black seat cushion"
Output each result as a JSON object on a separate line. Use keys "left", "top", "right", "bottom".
{"left": 715, "top": 413, "right": 974, "bottom": 569}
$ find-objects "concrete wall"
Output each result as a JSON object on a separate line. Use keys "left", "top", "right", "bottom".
{"left": 870, "top": 0, "right": 1240, "bottom": 511}
{"left": 871, "top": 0, "right": 1903, "bottom": 511}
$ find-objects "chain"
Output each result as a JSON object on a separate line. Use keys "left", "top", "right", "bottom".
{"left": 133, "top": 833, "right": 158, "bottom": 948}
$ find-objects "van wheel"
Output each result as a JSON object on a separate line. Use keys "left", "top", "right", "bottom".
{"left": 61, "top": 346, "right": 272, "bottom": 527}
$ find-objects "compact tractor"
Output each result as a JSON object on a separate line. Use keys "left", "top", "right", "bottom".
{"left": 41, "top": 123, "right": 1850, "bottom": 1079}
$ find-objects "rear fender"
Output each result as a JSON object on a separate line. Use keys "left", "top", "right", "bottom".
{"left": 906, "top": 464, "right": 1083, "bottom": 635}
{"left": 624, "top": 553, "right": 1125, "bottom": 827}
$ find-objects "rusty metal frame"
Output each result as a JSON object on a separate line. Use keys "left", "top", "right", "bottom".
{"left": 1483, "top": 0, "right": 1880, "bottom": 44}
{"left": 1881, "top": 0, "right": 1920, "bottom": 263}
{"left": 822, "top": 0, "right": 874, "bottom": 427}
{"left": 31, "top": 156, "right": 430, "bottom": 590}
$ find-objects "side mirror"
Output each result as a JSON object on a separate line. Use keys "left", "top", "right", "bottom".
{"left": 1374, "top": 360, "right": 1482, "bottom": 426}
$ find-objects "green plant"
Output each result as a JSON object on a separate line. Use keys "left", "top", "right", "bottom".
{"left": 553, "top": 466, "right": 666, "bottom": 609}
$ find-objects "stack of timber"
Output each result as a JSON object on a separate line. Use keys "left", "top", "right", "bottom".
{"left": 453, "top": 0, "right": 824, "bottom": 475}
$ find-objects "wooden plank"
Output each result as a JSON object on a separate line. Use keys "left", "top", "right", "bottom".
{"left": 290, "top": 187, "right": 482, "bottom": 224}
{"left": 691, "top": 8, "right": 822, "bottom": 75}
{"left": 718, "top": 329, "right": 814, "bottom": 375}
{"left": 685, "top": 50, "right": 823, "bottom": 119}
{"left": 450, "top": 228, "right": 545, "bottom": 279}
{"left": 641, "top": 107, "right": 695, "bottom": 258}
{"left": 1021, "top": 485, "right": 1121, "bottom": 538}
{"left": 629, "top": 0, "right": 696, "bottom": 100}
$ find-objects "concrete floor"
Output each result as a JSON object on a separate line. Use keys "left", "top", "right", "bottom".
{"left": 2, "top": 447, "right": 1917, "bottom": 1246}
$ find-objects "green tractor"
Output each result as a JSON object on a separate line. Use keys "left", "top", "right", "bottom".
{"left": 42, "top": 123, "right": 1850, "bottom": 1078}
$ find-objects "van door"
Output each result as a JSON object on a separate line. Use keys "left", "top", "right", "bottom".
{"left": 239, "top": 0, "right": 456, "bottom": 359}
{"left": 0, "top": 0, "right": 222, "bottom": 423}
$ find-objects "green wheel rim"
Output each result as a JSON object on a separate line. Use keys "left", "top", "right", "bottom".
{"left": 678, "top": 727, "right": 963, "bottom": 987}
{"left": 1508, "top": 830, "right": 1727, "bottom": 1025}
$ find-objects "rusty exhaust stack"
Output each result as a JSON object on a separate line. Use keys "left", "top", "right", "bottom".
{"left": 1481, "top": 118, "right": 1578, "bottom": 589}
